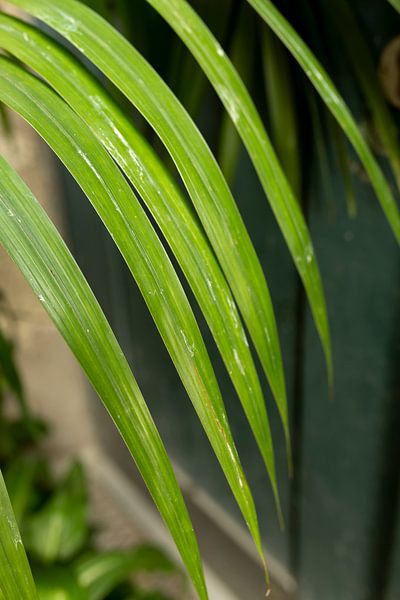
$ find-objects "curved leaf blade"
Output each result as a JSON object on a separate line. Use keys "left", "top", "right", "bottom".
{"left": 247, "top": 0, "right": 400, "bottom": 243}
{"left": 143, "top": 0, "right": 332, "bottom": 391}
{"left": 7, "top": 0, "right": 289, "bottom": 460}
{"left": 0, "top": 57, "right": 265, "bottom": 571}
{"left": 0, "top": 13, "right": 280, "bottom": 515}
{"left": 0, "top": 470, "right": 39, "bottom": 600}
{"left": 0, "top": 155, "right": 207, "bottom": 599}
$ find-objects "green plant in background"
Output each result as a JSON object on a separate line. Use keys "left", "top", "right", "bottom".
{"left": 0, "top": 300, "right": 46, "bottom": 457}
{"left": 0, "top": 0, "right": 398, "bottom": 598}
{"left": 0, "top": 314, "right": 181, "bottom": 599}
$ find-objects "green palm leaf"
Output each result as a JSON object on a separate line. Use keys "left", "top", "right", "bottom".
{"left": 7, "top": 0, "right": 290, "bottom": 459}
{"left": 0, "top": 57, "right": 264, "bottom": 567}
{"left": 246, "top": 0, "right": 400, "bottom": 243}
{"left": 141, "top": 0, "right": 332, "bottom": 398}
{"left": 144, "top": 0, "right": 332, "bottom": 425}
{"left": 0, "top": 155, "right": 207, "bottom": 598}
{"left": 0, "top": 470, "right": 39, "bottom": 600}
{"left": 0, "top": 13, "right": 280, "bottom": 516}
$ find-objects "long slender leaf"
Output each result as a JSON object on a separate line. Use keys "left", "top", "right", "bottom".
{"left": 246, "top": 0, "right": 400, "bottom": 243}
{"left": 0, "top": 58, "right": 265, "bottom": 570}
{"left": 0, "top": 13, "right": 281, "bottom": 516}
{"left": 142, "top": 0, "right": 332, "bottom": 432}
{"left": 7, "top": 0, "right": 290, "bottom": 459}
{"left": 0, "top": 155, "right": 207, "bottom": 598}
{"left": 326, "top": 0, "right": 400, "bottom": 190}
{"left": 0, "top": 470, "right": 39, "bottom": 600}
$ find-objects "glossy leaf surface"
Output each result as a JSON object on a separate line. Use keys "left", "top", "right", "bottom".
{"left": 0, "top": 13, "right": 280, "bottom": 511}
{"left": 7, "top": 0, "right": 289, "bottom": 458}
{"left": 0, "top": 154, "right": 207, "bottom": 598}
{"left": 0, "top": 56, "right": 264, "bottom": 571}
{"left": 144, "top": 0, "right": 332, "bottom": 429}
